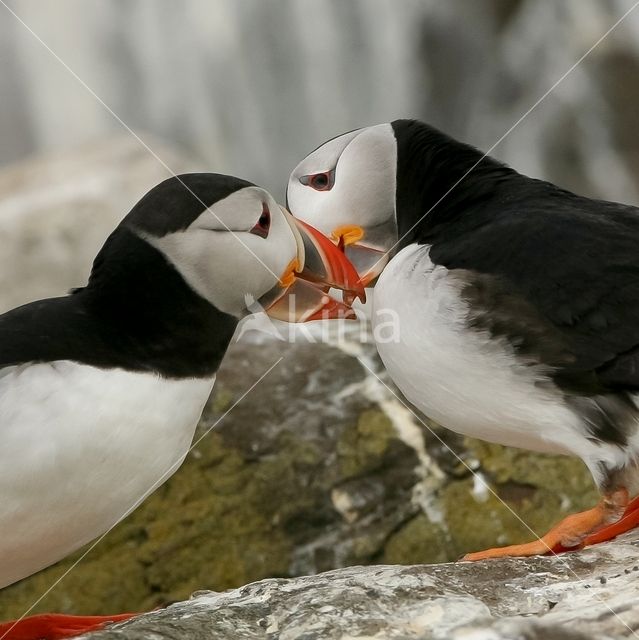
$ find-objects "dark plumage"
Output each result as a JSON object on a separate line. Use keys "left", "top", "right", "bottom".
{"left": 127, "top": 172, "right": 255, "bottom": 236}
{"left": 0, "top": 229, "right": 237, "bottom": 378}
{"left": 0, "top": 174, "right": 248, "bottom": 378}
{"left": 392, "top": 119, "right": 639, "bottom": 445}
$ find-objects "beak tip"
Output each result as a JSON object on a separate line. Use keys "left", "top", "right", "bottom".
{"left": 343, "top": 289, "right": 366, "bottom": 306}
{"left": 303, "top": 295, "right": 359, "bottom": 322}
{"left": 344, "top": 308, "right": 358, "bottom": 321}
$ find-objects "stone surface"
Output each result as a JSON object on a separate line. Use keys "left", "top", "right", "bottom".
{"left": 82, "top": 530, "right": 639, "bottom": 639}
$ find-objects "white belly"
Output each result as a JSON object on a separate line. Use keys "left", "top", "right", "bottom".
{"left": 372, "top": 244, "right": 624, "bottom": 466}
{"left": 0, "top": 361, "right": 214, "bottom": 588}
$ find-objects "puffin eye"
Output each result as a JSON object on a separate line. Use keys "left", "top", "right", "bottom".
{"left": 250, "top": 203, "right": 271, "bottom": 239}
{"left": 300, "top": 170, "right": 335, "bottom": 191}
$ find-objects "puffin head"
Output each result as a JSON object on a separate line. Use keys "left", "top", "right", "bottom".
{"left": 122, "top": 173, "right": 364, "bottom": 322}
{"left": 287, "top": 123, "right": 399, "bottom": 287}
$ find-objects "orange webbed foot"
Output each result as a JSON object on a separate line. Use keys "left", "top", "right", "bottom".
{"left": 581, "top": 494, "right": 639, "bottom": 548}
{"left": 0, "top": 612, "right": 136, "bottom": 640}
{"left": 463, "top": 488, "right": 630, "bottom": 561}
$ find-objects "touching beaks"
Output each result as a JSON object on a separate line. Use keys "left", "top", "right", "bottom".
{"left": 331, "top": 226, "right": 390, "bottom": 288}
{"left": 262, "top": 210, "right": 365, "bottom": 323}
{"left": 292, "top": 217, "right": 366, "bottom": 303}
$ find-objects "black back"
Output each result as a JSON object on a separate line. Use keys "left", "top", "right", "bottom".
{"left": 391, "top": 120, "right": 639, "bottom": 441}
{"left": 0, "top": 174, "right": 249, "bottom": 378}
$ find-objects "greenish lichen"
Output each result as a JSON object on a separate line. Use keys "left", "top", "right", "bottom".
{"left": 208, "top": 388, "right": 234, "bottom": 414}
{"left": 337, "top": 409, "right": 395, "bottom": 478}
{"left": 382, "top": 515, "right": 450, "bottom": 565}
{"left": 464, "top": 438, "right": 597, "bottom": 506}
{"left": 382, "top": 438, "right": 600, "bottom": 563}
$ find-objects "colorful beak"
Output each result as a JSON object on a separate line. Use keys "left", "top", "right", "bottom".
{"left": 293, "top": 218, "right": 366, "bottom": 303}
{"left": 262, "top": 210, "right": 365, "bottom": 323}
{"left": 332, "top": 226, "right": 390, "bottom": 287}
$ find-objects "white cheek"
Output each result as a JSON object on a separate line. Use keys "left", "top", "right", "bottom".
{"left": 287, "top": 184, "right": 336, "bottom": 237}
{"left": 140, "top": 222, "right": 296, "bottom": 317}
{"left": 335, "top": 124, "right": 397, "bottom": 228}
{"left": 289, "top": 123, "right": 397, "bottom": 234}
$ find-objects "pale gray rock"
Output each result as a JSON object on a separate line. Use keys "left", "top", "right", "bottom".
{"left": 0, "top": 137, "right": 197, "bottom": 313}
{"left": 85, "top": 530, "right": 639, "bottom": 640}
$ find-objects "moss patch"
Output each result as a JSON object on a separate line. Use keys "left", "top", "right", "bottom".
{"left": 464, "top": 439, "right": 598, "bottom": 513}
{"left": 381, "top": 438, "right": 599, "bottom": 563}
{"left": 337, "top": 410, "right": 395, "bottom": 478}
{"left": 383, "top": 515, "right": 450, "bottom": 565}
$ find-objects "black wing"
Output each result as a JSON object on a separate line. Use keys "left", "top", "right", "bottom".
{"left": 429, "top": 181, "right": 639, "bottom": 393}
{"left": 0, "top": 295, "right": 113, "bottom": 370}
{"left": 0, "top": 228, "right": 237, "bottom": 377}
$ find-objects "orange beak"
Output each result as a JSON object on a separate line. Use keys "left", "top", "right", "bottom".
{"left": 331, "top": 225, "right": 389, "bottom": 288}
{"left": 262, "top": 211, "right": 365, "bottom": 323}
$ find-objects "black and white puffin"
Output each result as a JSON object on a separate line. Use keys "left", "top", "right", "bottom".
{"left": 287, "top": 119, "right": 639, "bottom": 560}
{"left": 0, "top": 173, "right": 363, "bottom": 638}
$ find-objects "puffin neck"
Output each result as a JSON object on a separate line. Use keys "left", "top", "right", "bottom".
{"left": 78, "top": 226, "right": 238, "bottom": 378}
{"left": 391, "top": 120, "right": 520, "bottom": 247}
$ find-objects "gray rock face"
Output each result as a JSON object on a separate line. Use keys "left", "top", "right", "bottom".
{"left": 84, "top": 530, "right": 639, "bottom": 640}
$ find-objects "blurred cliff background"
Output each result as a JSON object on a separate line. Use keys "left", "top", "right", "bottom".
{"left": 1, "top": 0, "right": 639, "bottom": 618}
{"left": 2, "top": 0, "right": 639, "bottom": 202}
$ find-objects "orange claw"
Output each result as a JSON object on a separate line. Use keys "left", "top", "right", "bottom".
{"left": 581, "top": 494, "right": 639, "bottom": 548}
{"left": 464, "top": 505, "right": 604, "bottom": 561}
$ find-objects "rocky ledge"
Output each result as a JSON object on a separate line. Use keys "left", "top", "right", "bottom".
{"left": 84, "top": 530, "right": 639, "bottom": 640}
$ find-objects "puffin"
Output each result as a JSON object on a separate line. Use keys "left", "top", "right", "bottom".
{"left": 0, "top": 172, "right": 363, "bottom": 639}
{"left": 286, "top": 119, "right": 639, "bottom": 561}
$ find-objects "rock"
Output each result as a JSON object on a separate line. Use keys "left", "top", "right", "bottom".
{"left": 82, "top": 530, "right": 639, "bottom": 639}
{"left": 0, "top": 136, "right": 198, "bottom": 313}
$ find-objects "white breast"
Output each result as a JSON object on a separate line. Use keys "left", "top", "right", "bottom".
{"left": 372, "top": 244, "right": 627, "bottom": 473}
{"left": 0, "top": 361, "right": 214, "bottom": 588}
